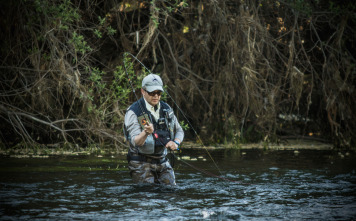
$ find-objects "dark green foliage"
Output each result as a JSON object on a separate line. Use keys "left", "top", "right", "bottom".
{"left": 0, "top": 0, "right": 355, "bottom": 149}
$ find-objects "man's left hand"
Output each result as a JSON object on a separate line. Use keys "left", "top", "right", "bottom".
{"left": 165, "top": 141, "right": 178, "bottom": 150}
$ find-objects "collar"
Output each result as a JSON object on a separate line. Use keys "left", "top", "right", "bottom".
{"left": 143, "top": 98, "right": 160, "bottom": 120}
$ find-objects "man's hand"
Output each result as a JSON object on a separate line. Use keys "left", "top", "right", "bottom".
{"left": 143, "top": 123, "right": 154, "bottom": 135}
{"left": 134, "top": 123, "right": 154, "bottom": 146}
{"left": 165, "top": 141, "right": 179, "bottom": 151}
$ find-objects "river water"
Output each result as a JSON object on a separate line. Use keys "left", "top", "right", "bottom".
{"left": 1, "top": 149, "right": 355, "bottom": 220}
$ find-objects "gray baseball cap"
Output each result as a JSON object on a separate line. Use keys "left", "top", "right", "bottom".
{"left": 142, "top": 74, "right": 164, "bottom": 92}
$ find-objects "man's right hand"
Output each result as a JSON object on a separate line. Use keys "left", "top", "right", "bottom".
{"left": 134, "top": 123, "right": 154, "bottom": 146}
{"left": 144, "top": 123, "right": 154, "bottom": 135}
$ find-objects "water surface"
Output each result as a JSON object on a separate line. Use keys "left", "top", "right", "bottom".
{"left": 1, "top": 149, "right": 355, "bottom": 220}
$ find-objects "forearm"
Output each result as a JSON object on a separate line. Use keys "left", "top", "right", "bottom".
{"left": 133, "top": 122, "right": 154, "bottom": 147}
{"left": 134, "top": 130, "right": 149, "bottom": 146}
{"left": 125, "top": 110, "right": 148, "bottom": 147}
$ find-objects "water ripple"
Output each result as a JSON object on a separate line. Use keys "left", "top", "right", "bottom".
{"left": 1, "top": 150, "right": 356, "bottom": 220}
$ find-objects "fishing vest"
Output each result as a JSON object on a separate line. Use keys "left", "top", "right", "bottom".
{"left": 125, "top": 98, "right": 175, "bottom": 156}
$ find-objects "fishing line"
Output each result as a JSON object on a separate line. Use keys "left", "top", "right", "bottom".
{"left": 123, "top": 52, "right": 225, "bottom": 176}
{"left": 171, "top": 153, "right": 250, "bottom": 185}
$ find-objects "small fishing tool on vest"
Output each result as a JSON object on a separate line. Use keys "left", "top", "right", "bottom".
{"left": 123, "top": 52, "right": 248, "bottom": 185}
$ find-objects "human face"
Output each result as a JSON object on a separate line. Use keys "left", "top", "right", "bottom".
{"left": 142, "top": 88, "right": 161, "bottom": 106}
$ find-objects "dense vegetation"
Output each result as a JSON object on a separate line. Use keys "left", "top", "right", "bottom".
{"left": 0, "top": 0, "right": 355, "bottom": 150}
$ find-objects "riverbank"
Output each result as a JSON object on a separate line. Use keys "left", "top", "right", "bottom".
{"left": 183, "top": 139, "right": 335, "bottom": 150}
{"left": 0, "top": 139, "right": 339, "bottom": 158}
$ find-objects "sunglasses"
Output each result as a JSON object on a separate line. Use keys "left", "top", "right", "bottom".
{"left": 145, "top": 90, "right": 162, "bottom": 96}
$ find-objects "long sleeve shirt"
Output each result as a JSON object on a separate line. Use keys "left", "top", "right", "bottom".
{"left": 124, "top": 100, "right": 184, "bottom": 155}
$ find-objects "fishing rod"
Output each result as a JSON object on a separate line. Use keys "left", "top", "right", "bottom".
{"left": 122, "top": 54, "right": 148, "bottom": 124}
{"left": 122, "top": 52, "right": 249, "bottom": 184}
{"left": 123, "top": 53, "right": 170, "bottom": 144}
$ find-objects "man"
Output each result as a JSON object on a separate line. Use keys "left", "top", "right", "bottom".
{"left": 124, "top": 74, "right": 184, "bottom": 185}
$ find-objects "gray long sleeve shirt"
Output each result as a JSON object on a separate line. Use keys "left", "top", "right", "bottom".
{"left": 124, "top": 108, "right": 184, "bottom": 154}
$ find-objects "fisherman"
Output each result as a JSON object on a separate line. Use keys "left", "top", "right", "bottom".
{"left": 124, "top": 74, "right": 184, "bottom": 185}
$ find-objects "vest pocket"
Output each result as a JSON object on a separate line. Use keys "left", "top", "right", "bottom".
{"left": 155, "top": 130, "right": 171, "bottom": 147}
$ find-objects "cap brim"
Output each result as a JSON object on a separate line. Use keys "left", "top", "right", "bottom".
{"left": 145, "top": 85, "right": 163, "bottom": 92}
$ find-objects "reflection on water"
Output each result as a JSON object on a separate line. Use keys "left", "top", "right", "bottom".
{"left": 0, "top": 149, "right": 355, "bottom": 220}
